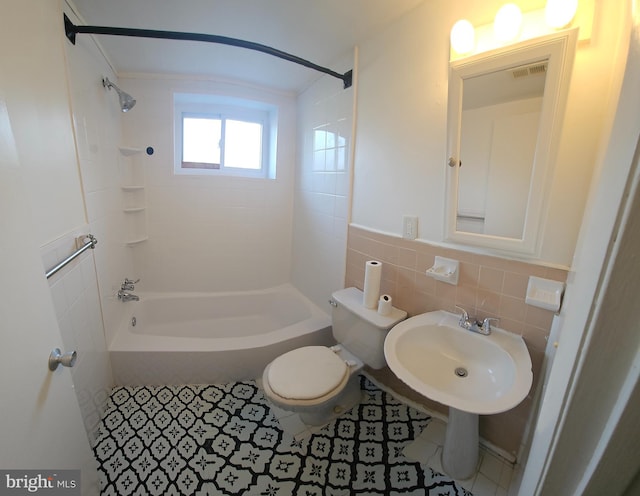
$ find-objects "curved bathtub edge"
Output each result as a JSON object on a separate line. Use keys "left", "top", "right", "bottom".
{"left": 111, "top": 324, "right": 334, "bottom": 386}
{"left": 108, "top": 284, "right": 336, "bottom": 386}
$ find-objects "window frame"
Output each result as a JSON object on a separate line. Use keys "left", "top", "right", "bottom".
{"left": 174, "top": 96, "right": 273, "bottom": 179}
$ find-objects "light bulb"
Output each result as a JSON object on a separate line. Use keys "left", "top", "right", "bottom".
{"left": 450, "top": 20, "right": 475, "bottom": 54}
{"left": 494, "top": 3, "right": 523, "bottom": 43}
{"left": 545, "top": 0, "right": 579, "bottom": 28}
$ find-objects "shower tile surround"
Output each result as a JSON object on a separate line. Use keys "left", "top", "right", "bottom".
{"left": 120, "top": 76, "right": 298, "bottom": 294}
{"left": 292, "top": 54, "right": 353, "bottom": 310}
{"left": 41, "top": 231, "right": 113, "bottom": 449}
{"left": 345, "top": 225, "right": 567, "bottom": 458}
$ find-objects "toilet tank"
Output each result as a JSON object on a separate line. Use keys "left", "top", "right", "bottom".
{"left": 330, "top": 287, "right": 407, "bottom": 369}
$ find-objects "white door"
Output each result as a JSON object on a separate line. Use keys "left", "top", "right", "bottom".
{"left": 0, "top": 94, "right": 96, "bottom": 488}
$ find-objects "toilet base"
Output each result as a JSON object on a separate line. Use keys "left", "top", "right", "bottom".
{"left": 298, "top": 376, "right": 363, "bottom": 426}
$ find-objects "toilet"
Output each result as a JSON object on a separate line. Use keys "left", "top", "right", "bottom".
{"left": 262, "top": 287, "right": 407, "bottom": 426}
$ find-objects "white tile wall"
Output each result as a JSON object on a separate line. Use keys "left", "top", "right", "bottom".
{"left": 58, "top": 6, "right": 139, "bottom": 439}
{"left": 119, "top": 76, "right": 298, "bottom": 293}
{"left": 64, "top": 9, "right": 134, "bottom": 347}
{"left": 292, "top": 53, "right": 355, "bottom": 309}
{"left": 42, "top": 230, "right": 112, "bottom": 446}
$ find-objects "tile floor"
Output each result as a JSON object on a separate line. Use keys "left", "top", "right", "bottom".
{"left": 273, "top": 382, "right": 515, "bottom": 496}
{"left": 93, "top": 375, "right": 512, "bottom": 495}
{"left": 403, "top": 420, "right": 515, "bottom": 496}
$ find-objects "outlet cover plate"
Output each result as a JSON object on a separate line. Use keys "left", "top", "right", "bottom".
{"left": 403, "top": 216, "right": 418, "bottom": 239}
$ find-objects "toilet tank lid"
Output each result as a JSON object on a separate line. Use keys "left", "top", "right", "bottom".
{"left": 332, "top": 287, "right": 407, "bottom": 329}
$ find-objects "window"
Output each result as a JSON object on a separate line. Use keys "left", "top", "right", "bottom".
{"left": 174, "top": 93, "right": 277, "bottom": 178}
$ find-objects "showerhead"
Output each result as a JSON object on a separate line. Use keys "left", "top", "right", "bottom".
{"left": 102, "top": 77, "right": 136, "bottom": 112}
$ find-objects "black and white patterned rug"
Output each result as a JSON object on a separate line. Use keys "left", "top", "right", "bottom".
{"left": 93, "top": 376, "right": 471, "bottom": 495}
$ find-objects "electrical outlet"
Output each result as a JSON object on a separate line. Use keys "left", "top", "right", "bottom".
{"left": 403, "top": 216, "right": 418, "bottom": 239}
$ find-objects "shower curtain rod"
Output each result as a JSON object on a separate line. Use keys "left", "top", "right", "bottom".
{"left": 64, "top": 14, "right": 353, "bottom": 89}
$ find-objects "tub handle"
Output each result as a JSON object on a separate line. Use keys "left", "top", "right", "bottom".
{"left": 328, "top": 298, "right": 338, "bottom": 307}
{"left": 122, "top": 278, "right": 140, "bottom": 291}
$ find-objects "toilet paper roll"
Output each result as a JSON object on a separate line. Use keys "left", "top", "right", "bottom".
{"left": 363, "top": 260, "right": 382, "bottom": 309}
{"left": 378, "top": 294, "right": 392, "bottom": 316}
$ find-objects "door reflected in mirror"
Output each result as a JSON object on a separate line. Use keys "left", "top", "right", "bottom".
{"left": 445, "top": 30, "right": 577, "bottom": 256}
{"left": 457, "top": 60, "right": 547, "bottom": 238}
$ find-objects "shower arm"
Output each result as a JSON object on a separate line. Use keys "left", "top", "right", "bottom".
{"left": 63, "top": 14, "right": 353, "bottom": 89}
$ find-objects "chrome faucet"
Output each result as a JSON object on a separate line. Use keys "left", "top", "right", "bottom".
{"left": 455, "top": 306, "right": 497, "bottom": 335}
{"left": 117, "top": 290, "right": 139, "bottom": 302}
{"left": 121, "top": 278, "right": 139, "bottom": 291}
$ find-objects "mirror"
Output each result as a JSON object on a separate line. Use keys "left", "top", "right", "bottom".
{"left": 445, "top": 30, "right": 577, "bottom": 256}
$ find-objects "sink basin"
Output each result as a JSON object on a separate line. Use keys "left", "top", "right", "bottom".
{"left": 384, "top": 310, "right": 532, "bottom": 415}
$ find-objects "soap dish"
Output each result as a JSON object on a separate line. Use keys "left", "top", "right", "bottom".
{"left": 426, "top": 256, "right": 459, "bottom": 285}
{"left": 525, "top": 276, "right": 564, "bottom": 312}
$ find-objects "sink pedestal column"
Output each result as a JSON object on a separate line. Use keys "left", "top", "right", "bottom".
{"left": 442, "top": 407, "right": 479, "bottom": 480}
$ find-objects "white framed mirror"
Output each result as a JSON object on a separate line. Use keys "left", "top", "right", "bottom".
{"left": 445, "top": 29, "right": 577, "bottom": 256}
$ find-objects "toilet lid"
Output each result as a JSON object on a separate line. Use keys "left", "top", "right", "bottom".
{"left": 267, "top": 346, "right": 348, "bottom": 400}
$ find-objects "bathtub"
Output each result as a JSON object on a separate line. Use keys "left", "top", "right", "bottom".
{"left": 109, "top": 284, "right": 334, "bottom": 386}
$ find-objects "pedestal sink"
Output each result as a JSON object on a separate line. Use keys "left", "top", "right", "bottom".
{"left": 384, "top": 310, "right": 532, "bottom": 479}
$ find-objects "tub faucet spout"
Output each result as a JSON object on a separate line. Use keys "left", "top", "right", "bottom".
{"left": 118, "top": 290, "right": 139, "bottom": 302}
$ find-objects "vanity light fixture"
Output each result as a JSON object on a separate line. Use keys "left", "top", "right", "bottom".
{"left": 545, "top": 0, "right": 579, "bottom": 28}
{"left": 494, "top": 3, "right": 523, "bottom": 43}
{"left": 450, "top": 1, "right": 585, "bottom": 60}
{"left": 450, "top": 19, "right": 475, "bottom": 55}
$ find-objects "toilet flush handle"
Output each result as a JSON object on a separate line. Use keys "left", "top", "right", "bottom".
{"left": 328, "top": 298, "right": 338, "bottom": 307}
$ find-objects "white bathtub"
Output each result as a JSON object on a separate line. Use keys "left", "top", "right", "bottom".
{"left": 109, "top": 284, "right": 334, "bottom": 385}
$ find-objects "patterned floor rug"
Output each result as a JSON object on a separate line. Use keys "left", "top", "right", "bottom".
{"left": 93, "top": 376, "right": 471, "bottom": 495}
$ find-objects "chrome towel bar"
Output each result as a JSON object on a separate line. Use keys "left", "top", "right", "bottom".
{"left": 45, "top": 234, "right": 97, "bottom": 279}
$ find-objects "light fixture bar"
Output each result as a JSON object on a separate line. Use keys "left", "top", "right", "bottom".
{"left": 64, "top": 14, "right": 353, "bottom": 89}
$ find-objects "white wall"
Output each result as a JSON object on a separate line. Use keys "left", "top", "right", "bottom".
{"left": 352, "top": 0, "right": 628, "bottom": 267}
{"left": 8, "top": 8, "right": 85, "bottom": 243}
{"left": 519, "top": 0, "right": 638, "bottom": 490}
{"left": 1, "top": 0, "right": 101, "bottom": 490}
{"left": 119, "top": 75, "right": 297, "bottom": 293}
{"left": 63, "top": 5, "right": 135, "bottom": 351}
{"left": 292, "top": 53, "right": 354, "bottom": 308}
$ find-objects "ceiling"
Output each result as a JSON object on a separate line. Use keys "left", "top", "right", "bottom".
{"left": 67, "top": 0, "right": 426, "bottom": 93}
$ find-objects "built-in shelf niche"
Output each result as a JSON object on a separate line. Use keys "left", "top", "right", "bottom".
{"left": 119, "top": 146, "right": 147, "bottom": 245}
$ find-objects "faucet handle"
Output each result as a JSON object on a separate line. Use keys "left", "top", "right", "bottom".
{"left": 121, "top": 278, "right": 140, "bottom": 291}
{"left": 482, "top": 317, "right": 499, "bottom": 332}
{"left": 455, "top": 305, "right": 469, "bottom": 322}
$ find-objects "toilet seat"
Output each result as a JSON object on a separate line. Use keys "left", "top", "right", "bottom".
{"left": 267, "top": 346, "right": 349, "bottom": 400}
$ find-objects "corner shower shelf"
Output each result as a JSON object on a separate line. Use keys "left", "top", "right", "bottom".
{"left": 119, "top": 146, "right": 143, "bottom": 156}
{"left": 119, "top": 146, "right": 148, "bottom": 245}
{"left": 126, "top": 236, "right": 149, "bottom": 246}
